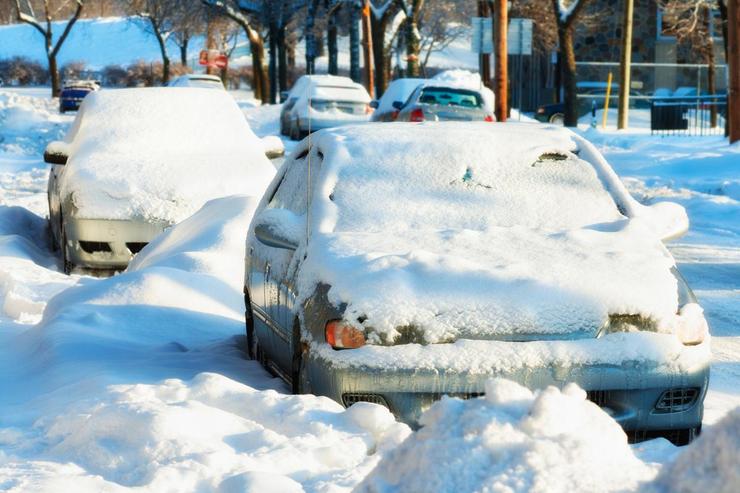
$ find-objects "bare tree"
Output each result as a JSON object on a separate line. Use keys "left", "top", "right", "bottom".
{"left": 550, "top": 0, "right": 590, "bottom": 127}
{"left": 171, "top": 2, "right": 206, "bottom": 66}
{"left": 396, "top": 0, "right": 425, "bottom": 76}
{"left": 417, "top": 0, "right": 471, "bottom": 76}
{"left": 13, "top": 0, "right": 86, "bottom": 97}
{"left": 127, "top": 0, "right": 178, "bottom": 84}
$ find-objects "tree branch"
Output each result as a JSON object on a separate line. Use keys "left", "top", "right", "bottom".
{"left": 51, "top": 0, "right": 84, "bottom": 58}
{"left": 14, "top": 0, "right": 47, "bottom": 36}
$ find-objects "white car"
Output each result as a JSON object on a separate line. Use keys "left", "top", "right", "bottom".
{"left": 168, "top": 74, "right": 224, "bottom": 90}
{"left": 280, "top": 74, "right": 347, "bottom": 135}
{"left": 45, "top": 88, "right": 275, "bottom": 273}
{"left": 370, "top": 78, "right": 425, "bottom": 122}
{"left": 286, "top": 76, "right": 372, "bottom": 140}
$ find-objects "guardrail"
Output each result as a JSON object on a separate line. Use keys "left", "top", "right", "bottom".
{"left": 650, "top": 95, "right": 727, "bottom": 136}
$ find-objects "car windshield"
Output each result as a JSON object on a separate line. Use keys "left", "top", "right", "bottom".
{"left": 418, "top": 87, "right": 483, "bottom": 108}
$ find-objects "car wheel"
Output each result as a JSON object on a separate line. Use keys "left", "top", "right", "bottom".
{"left": 61, "top": 225, "right": 74, "bottom": 275}
{"left": 291, "top": 317, "right": 308, "bottom": 394}
{"left": 549, "top": 113, "right": 565, "bottom": 125}
{"left": 244, "top": 291, "right": 256, "bottom": 359}
{"left": 290, "top": 121, "right": 301, "bottom": 141}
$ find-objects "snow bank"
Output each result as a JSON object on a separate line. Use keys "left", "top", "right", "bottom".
{"left": 297, "top": 123, "right": 685, "bottom": 344}
{"left": 650, "top": 407, "right": 740, "bottom": 493}
{"left": 357, "top": 379, "right": 657, "bottom": 493}
{"left": 59, "top": 88, "right": 276, "bottom": 223}
{"left": 0, "top": 90, "right": 70, "bottom": 156}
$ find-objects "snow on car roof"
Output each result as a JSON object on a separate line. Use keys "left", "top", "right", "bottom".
{"left": 376, "top": 78, "right": 425, "bottom": 113}
{"left": 59, "top": 88, "right": 275, "bottom": 223}
{"left": 294, "top": 123, "right": 680, "bottom": 344}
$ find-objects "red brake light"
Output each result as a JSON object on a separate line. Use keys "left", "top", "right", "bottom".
{"left": 409, "top": 108, "right": 425, "bottom": 122}
{"left": 365, "top": 103, "right": 373, "bottom": 114}
{"left": 325, "top": 320, "right": 366, "bottom": 349}
{"left": 484, "top": 114, "right": 494, "bottom": 122}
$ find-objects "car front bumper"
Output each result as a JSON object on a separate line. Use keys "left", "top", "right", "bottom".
{"left": 305, "top": 332, "right": 710, "bottom": 430}
{"left": 64, "top": 217, "right": 169, "bottom": 269}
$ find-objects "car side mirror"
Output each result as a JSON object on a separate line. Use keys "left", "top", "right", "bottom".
{"left": 635, "top": 201, "right": 689, "bottom": 243}
{"left": 280, "top": 91, "right": 289, "bottom": 103}
{"left": 261, "top": 136, "right": 285, "bottom": 159}
{"left": 44, "top": 141, "right": 70, "bottom": 165}
{"left": 391, "top": 101, "right": 404, "bottom": 110}
{"left": 369, "top": 100, "right": 379, "bottom": 109}
{"left": 253, "top": 208, "right": 303, "bottom": 250}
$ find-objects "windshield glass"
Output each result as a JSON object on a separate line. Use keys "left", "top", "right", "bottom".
{"left": 418, "top": 87, "right": 483, "bottom": 108}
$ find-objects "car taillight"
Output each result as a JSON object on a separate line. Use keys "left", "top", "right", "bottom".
{"left": 365, "top": 103, "right": 373, "bottom": 114}
{"left": 325, "top": 320, "right": 366, "bottom": 349}
{"left": 484, "top": 114, "right": 494, "bottom": 122}
{"left": 409, "top": 108, "right": 425, "bottom": 122}
{"left": 391, "top": 110, "right": 400, "bottom": 121}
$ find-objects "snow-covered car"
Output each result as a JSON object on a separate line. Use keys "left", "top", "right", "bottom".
{"left": 285, "top": 76, "right": 372, "bottom": 140}
{"left": 369, "top": 78, "right": 425, "bottom": 122}
{"left": 45, "top": 88, "right": 276, "bottom": 273}
{"left": 59, "top": 80, "right": 99, "bottom": 113}
{"left": 280, "top": 74, "right": 344, "bottom": 135}
{"left": 167, "top": 74, "right": 224, "bottom": 89}
{"left": 395, "top": 84, "right": 495, "bottom": 122}
{"left": 244, "top": 122, "right": 709, "bottom": 444}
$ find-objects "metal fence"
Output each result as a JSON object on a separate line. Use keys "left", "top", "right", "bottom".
{"left": 650, "top": 95, "right": 727, "bottom": 136}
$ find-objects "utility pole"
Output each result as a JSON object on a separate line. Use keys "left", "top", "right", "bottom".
{"left": 617, "top": 0, "right": 634, "bottom": 129}
{"left": 729, "top": 0, "right": 740, "bottom": 143}
{"left": 478, "top": 1, "right": 491, "bottom": 88}
{"left": 362, "top": 0, "right": 375, "bottom": 98}
{"left": 493, "top": 0, "right": 508, "bottom": 122}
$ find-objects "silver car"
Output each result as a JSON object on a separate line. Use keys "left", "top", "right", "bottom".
{"left": 395, "top": 84, "right": 494, "bottom": 122}
{"left": 244, "top": 123, "right": 709, "bottom": 444}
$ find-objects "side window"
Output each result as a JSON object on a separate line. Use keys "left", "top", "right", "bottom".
{"left": 268, "top": 147, "right": 323, "bottom": 214}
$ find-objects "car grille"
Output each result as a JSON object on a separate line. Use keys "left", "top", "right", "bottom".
{"left": 126, "top": 242, "right": 148, "bottom": 254}
{"left": 79, "top": 241, "right": 112, "bottom": 254}
{"left": 654, "top": 388, "right": 699, "bottom": 413}
{"left": 342, "top": 393, "right": 390, "bottom": 409}
{"left": 586, "top": 390, "right": 613, "bottom": 407}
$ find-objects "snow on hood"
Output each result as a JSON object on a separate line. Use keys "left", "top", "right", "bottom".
{"left": 58, "top": 88, "right": 275, "bottom": 223}
{"left": 296, "top": 123, "right": 681, "bottom": 344}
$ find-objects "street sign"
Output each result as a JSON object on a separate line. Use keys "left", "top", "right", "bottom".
{"left": 471, "top": 17, "right": 493, "bottom": 54}
{"left": 199, "top": 49, "right": 228, "bottom": 69}
{"left": 508, "top": 18, "right": 533, "bottom": 56}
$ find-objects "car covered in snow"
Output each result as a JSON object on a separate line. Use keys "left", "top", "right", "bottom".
{"left": 59, "top": 80, "right": 99, "bottom": 113}
{"left": 167, "top": 73, "right": 224, "bottom": 90}
{"left": 395, "top": 83, "right": 495, "bottom": 122}
{"left": 284, "top": 76, "right": 372, "bottom": 140}
{"left": 244, "top": 122, "right": 709, "bottom": 443}
{"left": 45, "top": 87, "right": 276, "bottom": 273}
{"left": 369, "top": 78, "right": 425, "bottom": 122}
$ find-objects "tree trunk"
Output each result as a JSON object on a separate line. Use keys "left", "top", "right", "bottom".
{"left": 49, "top": 52, "right": 60, "bottom": 97}
{"left": 707, "top": 34, "right": 717, "bottom": 128}
{"left": 277, "top": 24, "right": 288, "bottom": 98}
{"left": 349, "top": 5, "right": 361, "bottom": 82}
{"left": 269, "top": 20, "right": 278, "bottom": 104}
{"left": 180, "top": 36, "right": 189, "bottom": 66}
{"left": 558, "top": 25, "right": 578, "bottom": 127}
{"left": 328, "top": 9, "right": 339, "bottom": 75}
{"left": 371, "top": 14, "right": 390, "bottom": 97}
{"left": 305, "top": 0, "right": 316, "bottom": 74}
{"left": 405, "top": 17, "right": 421, "bottom": 77}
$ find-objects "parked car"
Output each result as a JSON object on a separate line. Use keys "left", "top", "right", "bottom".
{"left": 395, "top": 84, "right": 494, "bottom": 122}
{"left": 244, "top": 122, "right": 709, "bottom": 444}
{"left": 59, "top": 80, "right": 99, "bottom": 113}
{"left": 45, "top": 88, "right": 276, "bottom": 273}
{"left": 280, "top": 75, "right": 341, "bottom": 135}
{"left": 285, "top": 76, "right": 372, "bottom": 140}
{"left": 167, "top": 74, "right": 224, "bottom": 90}
{"left": 370, "top": 78, "right": 425, "bottom": 122}
{"left": 535, "top": 82, "right": 649, "bottom": 124}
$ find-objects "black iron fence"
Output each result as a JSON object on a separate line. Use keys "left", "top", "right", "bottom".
{"left": 650, "top": 95, "right": 727, "bottom": 136}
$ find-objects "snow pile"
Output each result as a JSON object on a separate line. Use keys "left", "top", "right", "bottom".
{"left": 0, "top": 90, "right": 70, "bottom": 156}
{"left": 0, "top": 196, "right": 410, "bottom": 492}
{"left": 357, "top": 379, "right": 657, "bottom": 493}
{"left": 297, "top": 123, "right": 684, "bottom": 344}
{"left": 59, "top": 88, "right": 276, "bottom": 223}
{"left": 431, "top": 70, "right": 495, "bottom": 111}
{"left": 650, "top": 407, "right": 740, "bottom": 493}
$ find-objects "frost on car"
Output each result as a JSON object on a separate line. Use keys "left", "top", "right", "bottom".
{"left": 45, "top": 87, "right": 276, "bottom": 274}
{"left": 243, "top": 122, "right": 709, "bottom": 445}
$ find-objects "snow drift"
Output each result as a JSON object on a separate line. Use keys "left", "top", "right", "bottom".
{"left": 57, "top": 88, "right": 276, "bottom": 223}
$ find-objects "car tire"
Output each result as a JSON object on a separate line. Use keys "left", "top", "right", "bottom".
{"left": 244, "top": 290, "right": 256, "bottom": 359}
{"left": 291, "top": 317, "right": 308, "bottom": 394}
{"left": 61, "top": 225, "right": 73, "bottom": 275}
{"left": 549, "top": 113, "right": 565, "bottom": 125}
{"left": 290, "top": 120, "right": 301, "bottom": 141}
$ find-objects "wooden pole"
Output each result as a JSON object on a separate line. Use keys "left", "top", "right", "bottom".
{"left": 729, "top": 0, "right": 740, "bottom": 143}
{"left": 362, "top": 0, "right": 375, "bottom": 99}
{"left": 617, "top": 0, "right": 633, "bottom": 129}
{"left": 494, "top": 0, "right": 507, "bottom": 122}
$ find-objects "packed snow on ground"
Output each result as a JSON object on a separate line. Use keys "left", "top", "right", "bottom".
{"left": 0, "top": 88, "right": 738, "bottom": 492}
{"left": 293, "top": 123, "right": 697, "bottom": 346}
{"left": 57, "top": 88, "right": 276, "bottom": 223}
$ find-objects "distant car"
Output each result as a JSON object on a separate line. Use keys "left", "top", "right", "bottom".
{"left": 45, "top": 88, "right": 276, "bottom": 273}
{"left": 370, "top": 78, "right": 425, "bottom": 122}
{"left": 244, "top": 122, "right": 708, "bottom": 445}
{"left": 168, "top": 74, "right": 224, "bottom": 90}
{"left": 534, "top": 82, "right": 649, "bottom": 124}
{"left": 59, "top": 80, "right": 99, "bottom": 113}
{"left": 279, "top": 75, "right": 344, "bottom": 135}
{"left": 395, "top": 84, "right": 494, "bottom": 122}
{"left": 286, "top": 76, "right": 372, "bottom": 140}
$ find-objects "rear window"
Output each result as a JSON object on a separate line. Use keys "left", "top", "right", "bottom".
{"left": 418, "top": 87, "right": 483, "bottom": 108}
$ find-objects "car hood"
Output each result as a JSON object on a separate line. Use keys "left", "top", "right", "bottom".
{"left": 299, "top": 219, "right": 680, "bottom": 345}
